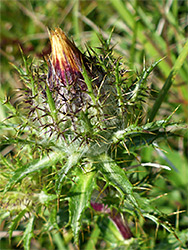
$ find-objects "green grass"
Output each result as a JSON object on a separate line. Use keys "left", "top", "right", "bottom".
{"left": 0, "top": 1, "right": 188, "bottom": 250}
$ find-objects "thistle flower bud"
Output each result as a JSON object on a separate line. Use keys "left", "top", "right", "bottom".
{"left": 47, "top": 28, "right": 89, "bottom": 113}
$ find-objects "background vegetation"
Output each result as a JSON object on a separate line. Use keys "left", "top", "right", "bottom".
{"left": 0, "top": 0, "right": 188, "bottom": 249}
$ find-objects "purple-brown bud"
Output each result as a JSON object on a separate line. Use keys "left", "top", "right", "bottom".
{"left": 91, "top": 201, "right": 133, "bottom": 239}
{"left": 47, "top": 28, "right": 89, "bottom": 112}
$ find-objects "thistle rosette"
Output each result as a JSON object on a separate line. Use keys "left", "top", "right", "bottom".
{"left": 47, "top": 28, "right": 93, "bottom": 113}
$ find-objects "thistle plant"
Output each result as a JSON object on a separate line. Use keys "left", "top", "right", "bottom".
{"left": 0, "top": 28, "right": 187, "bottom": 250}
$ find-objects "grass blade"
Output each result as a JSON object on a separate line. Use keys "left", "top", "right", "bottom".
{"left": 148, "top": 39, "right": 188, "bottom": 122}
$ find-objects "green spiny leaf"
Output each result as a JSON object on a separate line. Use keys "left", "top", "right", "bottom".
{"left": 22, "top": 215, "right": 35, "bottom": 250}
{"left": 69, "top": 168, "right": 96, "bottom": 244}
{"left": 0, "top": 211, "right": 10, "bottom": 225}
{"left": 9, "top": 209, "right": 27, "bottom": 241}
{"left": 49, "top": 206, "right": 59, "bottom": 230}
{"left": 97, "top": 216, "right": 124, "bottom": 243}
{"left": 98, "top": 154, "right": 139, "bottom": 210}
{"left": 84, "top": 225, "right": 100, "bottom": 250}
{"left": 112, "top": 119, "right": 178, "bottom": 151}
{"left": 45, "top": 84, "right": 58, "bottom": 122}
{"left": 143, "top": 213, "right": 176, "bottom": 235}
{"left": 56, "top": 152, "right": 82, "bottom": 194}
{"left": 81, "top": 62, "right": 96, "bottom": 106}
{"left": 129, "top": 58, "right": 164, "bottom": 102}
{"left": 4, "top": 151, "right": 65, "bottom": 192}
